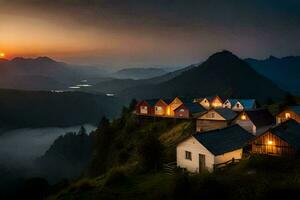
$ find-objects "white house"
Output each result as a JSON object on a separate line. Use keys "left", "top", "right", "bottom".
{"left": 176, "top": 125, "right": 253, "bottom": 173}
{"left": 231, "top": 99, "right": 256, "bottom": 111}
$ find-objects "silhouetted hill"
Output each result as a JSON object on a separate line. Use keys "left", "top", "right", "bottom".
{"left": 111, "top": 68, "right": 167, "bottom": 79}
{"left": 246, "top": 56, "right": 300, "bottom": 95}
{"left": 0, "top": 89, "right": 122, "bottom": 128}
{"left": 91, "top": 64, "right": 196, "bottom": 94}
{"left": 0, "top": 57, "right": 106, "bottom": 91}
{"left": 121, "top": 51, "right": 286, "bottom": 102}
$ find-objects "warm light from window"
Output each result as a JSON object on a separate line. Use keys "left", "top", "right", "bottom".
{"left": 267, "top": 140, "right": 273, "bottom": 145}
{"left": 241, "top": 114, "right": 246, "bottom": 120}
{"left": 167, "top": 106, "right": 171, "bottom": 115}
{"left": 285, "top": 112, "right": 291, "bottom": 119}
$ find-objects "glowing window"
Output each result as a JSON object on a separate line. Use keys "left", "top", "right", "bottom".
{"left": 285, "top": 113, "right": 291, "bottom": 119}
{"left": 241, "top": 114, "right": 246, "bottom": 120}
{"left": 155, "top": 106, "right": 162, "bottom": 111}
{"left": 180, "top": 109, "right": 185, "bottom": 112}
{"left": 267, "top": 140, "right": 273, "bottom": 145}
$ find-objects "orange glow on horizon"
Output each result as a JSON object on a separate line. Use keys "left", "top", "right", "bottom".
{"left": 0, "top": 52, "right": 5, "bottom": 58}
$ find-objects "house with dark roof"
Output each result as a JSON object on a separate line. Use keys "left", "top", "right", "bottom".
{"left": 177, "top": 125, "right": 253, "bottom": 173}
{"left": 223, "top": 99, "right": 256, "bottom": 111}
{"left": 233, "top": 109, "right": 275, "bottom": 135}
{"left": 196, "top": 108, "right": 237, "bottom": 132}
{"left": 174, "top": 102, "right": 206, "bottom": 118}
{"left": 250, "top": 120, "right": 300, "bottom": 156}
{"left": 276, "top": 105, "right": 300, "bottom": 124}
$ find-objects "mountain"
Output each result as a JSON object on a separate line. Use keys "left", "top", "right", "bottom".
{"left": 120, "top": 51, "right": 286, "bottom": 102}
{"left": 0, "top": 57, "right": 106, "bottom": 91}
{"left": 90, "top": 64, "right": 196, "bottom": 94}
{"left": 0, "top": 89, "right": 122, "bottom": 128}
{"left": 111, "top": 68, "right": 167, "bottom": 79}
{"left": 246, "top": 56, "right": 300, "bottom": 95}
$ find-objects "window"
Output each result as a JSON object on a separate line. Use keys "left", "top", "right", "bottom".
{"left": 155, "top": 106, "right": 162, "bottom": 111}
{"left": 236, "top": 103, "right": 240, "bottom": 108}
{"left": 185, "top": 151, "right": 192, "bottom": 160}
{"left": 211, "top": 112, "right": 215, "bottom": 118}
{"left": 241, "top": 114, "right": 246, "bottom": 120}
{"left": 285, "top": 112, "right": 291, "bottom": 119}
{"left": 180, "top": 109, "right": 185, "bottom": 112}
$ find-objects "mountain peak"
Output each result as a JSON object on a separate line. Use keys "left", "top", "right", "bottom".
{"left": 267, "top": 55, "right": 278, "bottom": 60}
{"left": 35, "top": 56, "right": 56, "bottom": 63}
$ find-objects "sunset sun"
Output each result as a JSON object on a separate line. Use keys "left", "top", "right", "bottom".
{"left": 0, "top": 52, "right": 5, "bottom": 58}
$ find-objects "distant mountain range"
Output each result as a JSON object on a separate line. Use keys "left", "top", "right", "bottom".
{"left": 246, "top": 56, "right": 300, "bottom": 95}
{"left": 119, "top": 51, "right": 286, "bottom": 102}
{"left": 0, "top": 57, "right": 107, "bottom": 91}
{"left": 110, "top": 68, "right": 167, "bottom": 79}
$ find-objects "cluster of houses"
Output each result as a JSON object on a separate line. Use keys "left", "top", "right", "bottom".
{"left": 135, "top": 96, "right": 300, "bottom": 173}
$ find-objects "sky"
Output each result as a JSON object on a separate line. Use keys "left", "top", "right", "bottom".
{"left": 1, "top": 0, "right": 300, "bottom": 68}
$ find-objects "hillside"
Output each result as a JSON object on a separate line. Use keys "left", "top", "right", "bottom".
{"left": 246, "top": 56, "right": 300, "bottom": 95}
{"left": 121, "top": 51, "right": 286, "bottom": 102}
{"left": 0, "top": 89, "right": 122, "bottom": 128}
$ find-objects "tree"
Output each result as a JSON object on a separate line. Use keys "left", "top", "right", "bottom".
{"left": 78, "top": 126, "right": 87, "bottom": 135}
{"left": 138, "top": 134, "right": 163, "bottom": 171}
{"left": 97, "top": 116, "right": 110, "bottom": 130}
{"left": 128, "top": 99, "right": 138, "bottom": 112}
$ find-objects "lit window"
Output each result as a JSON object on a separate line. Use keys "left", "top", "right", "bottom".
{"left": 267, "top": 140, "right": 273, "bottom": 145}
{"left": 185, "top": 151, "right": 192, "bottom": 160}
{"left": 285, "top": 113, "right": 291, "bottom": 119}
{"left": 155, "top": 106, "right": 162, "bottom": 111}
{"left": 180, "top": 109, "right": 185, "bottom": 112}
{"left": 241, "top": 114, "right": 246, "bottom": 120}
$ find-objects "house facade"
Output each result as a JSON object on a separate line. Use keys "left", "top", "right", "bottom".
{"left": 233, "top": 109, "right": 275, "bottom": 135}
{"left": 177, "top": 125, "right": 253, "bottom": 173}
{"left": 250, "top": 120, "right": 300, "bottom": 156}
{"left": 276, "top": 106, "right": 300, "bottom": 124}
{"left": 168, "top": 97, "right": 183, "bottom": 116}
{"left": 154, "top": 99, "right": 169, "bottom": 116}
{"left": 196, "top": 108, "right": 237, "bottom": 132}
{"left": 174, "top": 102, "right": 206, "bottom": 119}
{"left": 199, "top": 96, "right": 223, "bottom": 110}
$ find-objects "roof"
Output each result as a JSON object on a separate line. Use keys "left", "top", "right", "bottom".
{"left": 225, "top": 99, "right": 239, "bottom": 106}
{"left": 238, "top": 99, "right": 256, "bottom": 110}
{"left": 268, "top": 120, "right": 300, "bottom": 149}
{"left": 214, "top": 108, "right": 237, "bottom": 120}
{"left": 244, "top": 109, "right": 275, "bottom": 128}
{"left": 289, "top": 105, "right": 300, "bottom": 115}
{"left": 193, "top": 125, "right": 254, "bottom": 155}
{"left": 175, "top": 102, "right": 206, "bottom": 114}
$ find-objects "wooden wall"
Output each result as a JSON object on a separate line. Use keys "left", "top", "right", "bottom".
{"left": 251, "top": 131, "right": 296, "bottom": 156}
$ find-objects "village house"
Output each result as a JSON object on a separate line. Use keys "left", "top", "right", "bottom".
{"left": 196, "top": 95, "right": 223, "bottom": 110}
{"left": 154, "top": 99, "right": 170, "bottom": 116}
{"left": 233, "top": 109, "right": 275, "bottom": 135}
{"left": 223, "top": 99, "right": 256, "bottom": 111}
{"left": 177, "top": 125, "right": 253, "bottom": 173}
{"left": 250, "top": 120, "right": 300, "bottom": 156}
{"left": 276, "top": 105, "right": 300, "bottom": 124}
{"left": 196, "top": 108, "right": 237, "bottom": 132}
{"left": 135, "top": 99, "right": 158, "bottom": 115}
{"left": 174, "top": 102, "right": 206, "bottom": 119}
{"left": 168, "top": 97, "right": 184, "bottom": 116}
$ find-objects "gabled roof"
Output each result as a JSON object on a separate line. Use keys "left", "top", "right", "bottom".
{"left": 267, "top": 120, "right": 300, "bottom": 149}
{"left": 289, "top": 105, "right": 300, "bottom": 115}
{"left": 214, "top": 108, "right": 237, "bottom": 120}
{"left": 244, "top": 109, "right": 275, "bottom": 128}
{"left": 175, "top": 102, "right": 206, "bottom": 114}
{"left": 193, "top": 125, "right": 254, "bottom": 156}
{"left": 238, "top": 99, "right": 256, "bottom": 110}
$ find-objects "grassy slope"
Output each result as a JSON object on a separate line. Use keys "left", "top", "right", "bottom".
{"left": 49, "top": 155, "right": 300, "bottom": 200}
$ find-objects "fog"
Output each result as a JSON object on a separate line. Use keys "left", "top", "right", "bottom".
{"left": 0, "top": 125, "right": 96, "bottom": 168}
